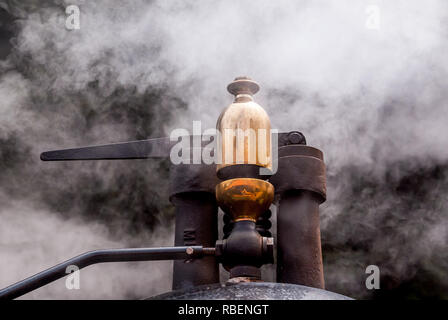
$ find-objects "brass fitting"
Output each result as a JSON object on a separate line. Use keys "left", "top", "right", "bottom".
{"left": 216, "top": 76, "right": 272, "bottom": 178}
{"left": 214, "top": 77, "right": 275, "bottom": 280}
{"left": 215, "top": 178, "right": 274, "bottom": 222}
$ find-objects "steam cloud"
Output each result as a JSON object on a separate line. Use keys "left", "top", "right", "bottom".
{"left": 0, "top": 0, "right": 447, "bottom": 298}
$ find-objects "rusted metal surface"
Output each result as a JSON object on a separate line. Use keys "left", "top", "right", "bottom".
{"left": 169, "top": 160, "right": 219, "bottom": 196}
{"left": 170, "top": 161, "right": 220, "bottom": 290}
{"left": 275, "top": 190, "right": 325, "bottom": 288}
{"left": 272, "top": 145, "right": 326, "bottom": 202}
{"left": 171, "top": 192, "right": 220, "bottom": 290}
{"left": 270, "top": 140, "right": 326, "bottom": 289}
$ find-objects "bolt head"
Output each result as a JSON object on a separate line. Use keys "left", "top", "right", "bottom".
{"left": 287, "top": 131, "right": 305, "bottom": 145}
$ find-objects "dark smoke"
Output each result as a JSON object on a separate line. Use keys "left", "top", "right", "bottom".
{"left": 0, "top": 0, "right": 447, "bottom": 299}
{"left": 0, "top": 0, "right": 184, "bottom": 299}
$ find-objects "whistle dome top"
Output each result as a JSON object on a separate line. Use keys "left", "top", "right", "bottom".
{"left": 216, "top": 76, "right": 272, "bottom": 176}
{"left": 227, "top": 76, "right": 260, "bottom": 96}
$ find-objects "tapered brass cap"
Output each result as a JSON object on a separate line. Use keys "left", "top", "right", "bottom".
{"left": 216, "top": 77, "right": 272, "bottom": 174}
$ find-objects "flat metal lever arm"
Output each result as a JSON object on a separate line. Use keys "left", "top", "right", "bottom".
{"left": 40, "top": 137, "right": 172, "bottom": 161}
{"left": 0, "top": 245, "right": 215, "bottom": 300}
{"left": 39, "top": 132, "right": 306, "bottom": 162}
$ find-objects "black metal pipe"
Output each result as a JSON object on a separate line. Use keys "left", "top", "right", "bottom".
{"left": 172, "top": 193, "right": 219, "bottom": 289}
{"left": 170, "top": 161, "right": 220, "bottom": 290}
{"left": 216, "top": 220, "right": 274, "bottom": 279}
{"left": 270, "top": 138, "right": 326, "bottom": 289}
{"left": 0, "top": 246, "right": 213, "bottom": 300}
{"left": 276, "top": 190, "right": 324, "bottom": 288}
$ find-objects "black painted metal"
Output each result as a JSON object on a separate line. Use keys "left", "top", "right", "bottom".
{"left": 169, "top": 160, "right": 218, "bottom": 196}
{"left": 278, "top": 131, "right": 307, "bottom": 147}
{"left": 275, "top": 190, "right": 325, "bottom": 288}
{"left": 0, "top": 246, "right": 213, "bottom": 300}
{"left": 222, "top": 212, "right": 233, "bottom": 239}
{"left": 31, "top": 130, "right": 327, "bottom": 297}
{"left": 40, "top": 132, "right": 294, "bottom": 162}
{"left": 270, "top": 134, "right": 326, "bottom": 289}
{"left": 223, "top": 209, "right": 272, "bottom": 239}
{"left": 217, "top": 164, "right": 271, "bottom": 180}
{"left": 256, "top": 209, "right": 272, "bottom": 237}
{"left": 170, "top": 160, "right": 220, "bottom": 290}
{"left": 171, "top": 193, "right": 219, "bottom": 290}
{"left": 40, "top": 137, "right": 172, "bottom": 161}
{"left": 216, "top": 220, "right": 274, "bottom": 279}
{"left": 151, "top": 282, "right": 352, "bottom": 300}
{"left": 272, "top": 146, "right": 326, "bottom": 203}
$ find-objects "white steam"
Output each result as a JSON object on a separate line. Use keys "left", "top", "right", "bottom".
{"left": 0, "top": 0, "right": 447, "bottom": 298}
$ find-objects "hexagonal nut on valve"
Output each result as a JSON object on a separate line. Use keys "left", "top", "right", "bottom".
{"left": 262, "top": 237, "right": 275, "bottom": 264}
{"left": 215, "top": 240, "right": 225, "bottom": 260}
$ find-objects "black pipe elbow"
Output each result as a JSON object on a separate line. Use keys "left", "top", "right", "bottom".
{"left": 215, "top": 220, "right": 274, "bottom": 279}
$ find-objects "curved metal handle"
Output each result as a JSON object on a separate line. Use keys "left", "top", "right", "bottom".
{"left": 0, "top": 246, "right": 215, "bottom": 300}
